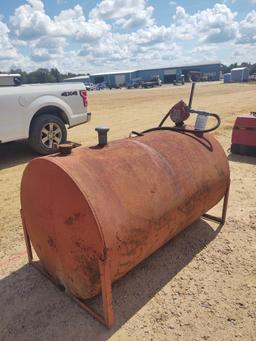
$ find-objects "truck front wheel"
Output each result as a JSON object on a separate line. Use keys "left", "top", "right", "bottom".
{"left": 29, "top": 114, "right": 67, "bottom": 155}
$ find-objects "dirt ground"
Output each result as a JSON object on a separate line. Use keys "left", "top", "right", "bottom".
{"left": 0, "top": 82, "right": 255, "bottom": 341}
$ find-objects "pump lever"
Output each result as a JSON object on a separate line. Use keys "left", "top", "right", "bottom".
{"left": 188, "top": 82, "right": 196, "bottom": 109}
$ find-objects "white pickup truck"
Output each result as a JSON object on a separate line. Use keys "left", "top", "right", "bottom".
{"left": 0, "top": 74, "right": 91, "bottom": 154}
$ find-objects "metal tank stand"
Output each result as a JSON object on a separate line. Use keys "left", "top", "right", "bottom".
{"left": 202, "top": 184, "right": 230, "bottom": 224}
{"left": 68, "top": 258, "right": 114, "bottom": 328}
{"left": 20, "top": 185, "right": 230, "bottom": 328}
{"left": 20, "top": 209, "right": 114, "bottom": 328}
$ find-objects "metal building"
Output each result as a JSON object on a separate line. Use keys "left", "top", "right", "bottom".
{"left": 64, "top": 62, "right": 222, "bottom": 88}
{"left": 230, "top": 67, "right": 249, "bottom": 82}
{"left": 90, "top": 70, "right": 135, "bottom": 88}
{"left": 93, "top": 63, "right": 221, "bottom": 87}
{"left": 135, "top": 62, "right": 221, "bottom": 83}
{"left": 63, "top": 75, "right": 90, "bottom": 83}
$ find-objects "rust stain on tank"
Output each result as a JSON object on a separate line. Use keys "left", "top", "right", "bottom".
{"left": 47, "top": 236, "right": 56, "bottom": 248}
{"left": 65, "top": 212, "right": 81, "bottom": 225}
{"left": 20, "top": 131, "right": 230, "bottom": 300}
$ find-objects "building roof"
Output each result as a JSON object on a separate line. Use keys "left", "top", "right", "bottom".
{"left": 64, "top": 75, "right": 90, "bottom": 80}
{"left": 231, "top": 67, "right": 249, "bottom": 71}
{"left": 138, "top": 61, "right": 222, "bottom": 72}
{"left": 91, "top": 70, "right": 136, "bottom": 76}
{"left": 88, "top": 62, "right": 221, "bottom": 77}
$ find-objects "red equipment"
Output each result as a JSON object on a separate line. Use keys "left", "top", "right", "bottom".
{"left": 231, "top": 113, "right": 256, "bottom": 156}
{"left": 169, "top": 100, "right": 190, "bottom": 125}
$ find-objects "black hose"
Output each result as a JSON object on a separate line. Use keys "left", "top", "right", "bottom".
{"left": 130, "top": 131, "right": 144, "bottom": 137}
{"left": 141, "top": 113, "right": 221, "bottom": 135}
{"left": 158, "top": 112, "right": 171, "bottom": 127}
{"left": 202, "top": 113, "right": 221, "bottom": 132}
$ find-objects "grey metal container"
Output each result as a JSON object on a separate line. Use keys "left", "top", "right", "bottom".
{"left": 231, "top": 67, "right": 249, "bottom": 82}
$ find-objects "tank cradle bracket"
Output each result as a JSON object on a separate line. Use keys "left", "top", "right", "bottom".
{"left": 20, "top": 209, "right": 114, "bottom": 328}
{"left": 202, "top": 183, "right": 230, "bottom": 225}
{"left": 20, "top": 183, "right": 230, "bottom": 329}
{"left": 70, "top": 258, "right": 114, "bottom": 328}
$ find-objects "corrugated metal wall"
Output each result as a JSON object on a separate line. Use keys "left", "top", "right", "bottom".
{"left": 89, "top": 64, "right": 221, "bottom": 86}
{"left": 231, "top": 68, "right": 249, "bottom": 82}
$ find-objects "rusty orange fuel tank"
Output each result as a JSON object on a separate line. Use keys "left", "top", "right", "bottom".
{"left": 21, "top": 131, "right": 230, "bottom": 300}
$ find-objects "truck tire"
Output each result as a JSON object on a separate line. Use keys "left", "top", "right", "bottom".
{"left": 29, "top": 114, "right": 67, "bottom": 155}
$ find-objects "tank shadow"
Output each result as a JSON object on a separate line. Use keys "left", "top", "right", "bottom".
{"left": 228, "top": 153, "right": 256, "bottom": 165}
{"left": 0, "top": 140, "right": 82, "bottom": 170}
{"left": 0, "top": 218, "right": 222, "bottom": 341}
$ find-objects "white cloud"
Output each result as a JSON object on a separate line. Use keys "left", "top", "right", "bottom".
{"left": 129, "top": 25, "right": 173, "bottom": 46}
{"left": 52, "top": 5, "right": 111, "bottom": 42}
{"left": 0, "top": 0, "right": 255, "bottom": 73}
{"left": 77, "top": 24, "right": 180, "bottom": 71}
{"left": 0, "top": 20, "right": 29, "bottom": 72}
{"left": 172, "top": 4, "right": 239, "bottom": 43}
{"left": 30, "top": 37, "right": 66, "bottom": 62}
{"left": 31, "top": 50, "right": 51, "bottom": 62}
{"left": 0, "top": 21, "right": 19, "bottom": 61}
{"left": 222, "top": 0, "right": 236, "bottom": 4}
{"left": 7, "top": 0, "right": 112, "bottom": 71}
{"left": 237, "top": 10, "right": 256, "bottom": 44}
{"left": 171, "top": 5, "right": 256, "bottom": 47}
{"left": 191, "top": 45, "right": 218, "bottom": 63}
{"left": 173, "top": 6, "right": 187, "bottom": 22}
{"left": 10, "top": 1, "right": 110, "bottom": 42}
{"left": 89, "top": 0, "right": 154, "bottom": 28}
{"left": 36, "top": 37, "right": 65, "bottom": 51}
{"left": 10, "top": 0, "right": 51, "bottom": 40}
{"left": 232, "top": 43, "right": 256, "bottom": 63}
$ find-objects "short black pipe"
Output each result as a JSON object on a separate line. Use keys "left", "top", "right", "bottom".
{"left": 95, "top": 126, "right": 110, "bottom": 146}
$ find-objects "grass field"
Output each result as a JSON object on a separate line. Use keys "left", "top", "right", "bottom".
{"left": 0, "top": 82, "right": 256, "bottom": 341}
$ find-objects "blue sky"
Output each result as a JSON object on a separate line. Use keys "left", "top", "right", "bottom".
{"left": 0, "top": 0, "right": 255, "bottom": 73}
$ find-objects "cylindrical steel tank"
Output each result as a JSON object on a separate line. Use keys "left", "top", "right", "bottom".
{"left": 21, "top": 131, "right": 230, "bottom": 300}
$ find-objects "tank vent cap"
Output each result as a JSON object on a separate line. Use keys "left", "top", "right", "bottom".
{"left": 95, "top": 126, "right": 110, "bottom": 146}
{"left": 58, "top": 143, "right": 74, "bottom": 156}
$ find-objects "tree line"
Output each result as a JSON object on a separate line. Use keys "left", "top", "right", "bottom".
{"left": 1, "top": 62, "right": 256, "bottom": 84}
{"left": 4, "top": 68, "right": 84, "bottom": 84}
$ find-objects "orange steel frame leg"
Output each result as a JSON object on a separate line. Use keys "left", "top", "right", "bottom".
{"left": 202, "top": 183, "right": 230, "bottom": 224}
{"left": 20, "top": 209, "right": 114, "bottom": 328}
